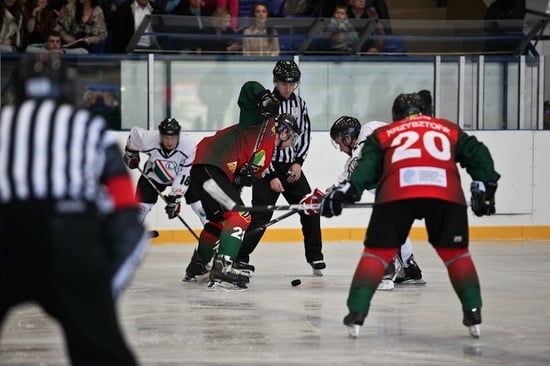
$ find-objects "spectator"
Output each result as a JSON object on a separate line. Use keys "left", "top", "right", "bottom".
{"left": 112, "top": 0, "right": 163, "bottom": 53}
{"left": 242, "top": 1, "right": 279, "bottom": 56}
{"left": 171, "top": 0, "right": 212, "bottom": 52}
{"left": 0, "top": 0, "right": 18, "bottom": 52}
{"left": 24, "top": 0, "right": 57, "bottom": 47}
{"left": 347, "top": 0, "right": 384, "bottom": 53}
{"left": 54, "top": 0, "right": 107, "bottom": 52}
{"left": 25, "top": 29, "right": 72, "bottom": 52}
{"left": 3, "top": 0, "right": 23, "bottom": 50}
{"left": 325, "top": 3, "right": 358, "bottom": 53}
{"left": 201, "top": 7, "right": 241, "bottom": 54}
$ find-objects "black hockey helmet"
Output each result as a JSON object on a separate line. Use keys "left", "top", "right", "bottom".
{"left": 12, "top": 53, "right": 78, "bottom": 105}
{"left": 417, "top": 89, "right": 433, "bottom": 116}
{"left": 392, "top": 93, "right": 426, "bottom": 121}
{"left": 330, "top": 116, "right": 361, "bottom": 141}
{"left": 275, "top": 113, "right": 301, "bottom": 136}
{"left": 158, "top": 118, "right": 181, "bottom": 136}
{"left": 273, "top": 60, "right": 301, "bottom": 83}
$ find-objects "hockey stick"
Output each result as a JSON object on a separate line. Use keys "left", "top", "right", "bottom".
{"left": 246, "top": 210, "right": 299, "bottom": 235}
{"left": 203, "top": 178, "right": 373, "bottom": 212}
{"left": 137, "top": 166, "right": 200, "bottom": 241}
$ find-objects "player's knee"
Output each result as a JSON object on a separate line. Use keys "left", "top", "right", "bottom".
{"left": 204, "top": 221, "right": 223, "bottom": 237}
{"left": 363, "top": 247, "right": 399, "bottom": 268}
{"left": 223, "top": 211, "right": 252, "bottom": 232}
{"left": 435, "top": 247, "right": 470, "bottom": 266}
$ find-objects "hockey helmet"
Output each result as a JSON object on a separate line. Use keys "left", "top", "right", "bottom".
{"left": 275, "top": 113, "right": 300, "bottom": 138}
{"left": 391, "top": 93, "right": 426, "bottom": 121}
{"left": 273, "top": 60, "right": 301, "bottom": 83}
{"left": 417, "top": 89, "right": 433, "bottom": 116}
{"left": 12, "top": 53, "right": 78, "bottom": 105}
{"left": 158, "top": 118, "right": 181, "bottom": 136}
{"left": 330, "top": 116, "right": 361, "bottom": 142}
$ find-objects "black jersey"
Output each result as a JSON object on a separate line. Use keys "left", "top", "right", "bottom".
{"left": 0, "top": 99, "right": 127, "bottom": 205}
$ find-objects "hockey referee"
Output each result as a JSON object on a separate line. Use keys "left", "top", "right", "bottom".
{"left": 0, "top": 54, "right": 147, "bottom": 365}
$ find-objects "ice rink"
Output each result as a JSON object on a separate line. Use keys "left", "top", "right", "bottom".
{"left": 1, "top": 240, "right": 549, "bottom": 365}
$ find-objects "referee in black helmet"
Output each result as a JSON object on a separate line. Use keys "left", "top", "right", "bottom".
{"left": 0, "top": 54, "right": 147, "bottom": 365}
{"left": 236, "top": 60, "right": 325, "bottom": 276}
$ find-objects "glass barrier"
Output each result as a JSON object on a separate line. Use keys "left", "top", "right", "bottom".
{"left": 0, "top": 54, "right": 546, "bottom": 131}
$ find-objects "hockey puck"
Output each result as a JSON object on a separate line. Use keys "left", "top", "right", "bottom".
{"left": 291, "top": 279, "right": 301, "bottom": 287}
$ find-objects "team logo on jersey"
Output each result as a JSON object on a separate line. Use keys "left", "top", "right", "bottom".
{"left": 227, "top": 161, "right": 237, "bottom": 173}
{"left": 291, "top": 107, "right": 299, "bottom": 117}
{"left": 348, "top": 157, "right": 358, "bottom": 175}
{"left": 153, "top": 160, "right": 178, "bottom": 183}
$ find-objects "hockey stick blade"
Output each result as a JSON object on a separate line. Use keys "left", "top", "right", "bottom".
{"left": 232, "top": 202, "right": 374, "bottom": 212}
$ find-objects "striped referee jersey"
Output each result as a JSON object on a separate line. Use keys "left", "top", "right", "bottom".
{"left": 272, "top": 89, "right": 311, "bottom": 166}
{"left": 0, "top": 99, "right": 124, "bottom": 204}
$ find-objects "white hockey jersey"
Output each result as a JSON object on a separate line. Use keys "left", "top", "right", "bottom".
{"left": 127, "top": 127, "right": 197, "bottom": 196}
{"left": 335, "top": 121, "right": 387, "bottom": 185}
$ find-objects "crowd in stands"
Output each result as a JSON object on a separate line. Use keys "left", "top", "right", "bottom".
{"left": 0, "top": 0, "right": 395, "bottom": 54}
{"left": 0, "top": 0, "right": 531, "bottom": 55}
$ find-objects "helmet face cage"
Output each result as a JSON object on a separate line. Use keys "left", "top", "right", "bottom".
{"left": 330, "top": 116, "right": 361, "bottom": 147}
{"left": 275, "top": 113, "right": 300, "bottom": 143}
{"left": 392, "top": 93, "right": 426, "bottom": 121}
{"left": 273, "top": 60, "right": 301, "bottom": 84}
{"left": 158, "top": 118, "right": 181, "bottom": 136}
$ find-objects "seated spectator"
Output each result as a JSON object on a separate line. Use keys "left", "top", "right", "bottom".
{"left": 54, "top": 0, "right": 107, "bottom": 53}
{"left": 242, "top": 1, "right": 279, "bottom": 56}
{"left": 0, "top": 0, "right": 18, "bottom": 52}
{"left": 484, "top": 0, "right": 526, "bottom": 54}
{"left": 25, "top": 28, "right": 86, "bottom": 52}
{"left": 112, "top": 0, "right": 163, "bottom": 53}
{"left": 200, "top": 7, "right": 241, "bottom": 54}
{"left": 24, "top": 0, "right": 58, "bottom": 47}
{"left": 282, "top": 0, "right": 317, "bottom": 17}
{"left": 347, "top": 0, "right": 384, "bottom": 53}
{"left": 170, "top": 0, "right": 212, "bottom": 51}
{"left": 3, "top": 0, "right": 23, "bottom": 50}
{"left": 325, "top": 3, "right": 357, "bottom": 53}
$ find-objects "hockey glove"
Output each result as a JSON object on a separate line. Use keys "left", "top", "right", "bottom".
{"left": 321, "top": 181, "right": 358, "bottom": 218}
{"left": 470, "top": 181, "right": 497, "bottom": 217}
{"left": 233, "top": 165, "right": 255, "bottom": 187}
{"left": 258, "top": 90, "right": 280, "bottom": 118}
{"left": 164, "top": 195, "right": 182, "bottom": 219}
{"left": 123, "top": 147, "right": 140, "bottom": 169}
{"left": 299, "top": 188, "right": 326, "bottom": 215}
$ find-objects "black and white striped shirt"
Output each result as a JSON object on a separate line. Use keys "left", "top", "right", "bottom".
{"left": 0, "top": 99, "right": 120, "bottom": 204}
{"left": 272, "top": 89, "right": 311, "bottom": 166}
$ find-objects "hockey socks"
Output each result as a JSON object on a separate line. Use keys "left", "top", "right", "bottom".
{"left": 435, "top": 247, "right": 482, "bottom": 311}
{"left": 197, "top": 222, "right": 223, "bottom": 263}
{"left": 347, "top": 247, "right": 398, "bottom": 313}
{"left": 217, "top": 211, "right": 251, "bottom": 258}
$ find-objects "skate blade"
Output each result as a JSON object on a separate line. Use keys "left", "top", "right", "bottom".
{"left": 346, "top": 324, "right": 361, "bottom": 339}
{"left": 312, "top": 269, "right": 323, "bottom": 277}
{"left": 182, "top": 272, "right": 210, "bottom": 283}
{"left": 468, "top": 324, "right": 480, "bottom": 338}
{"left": 396, "top": 278, "right": 427, "bottom": 285}
{"left": 377, "top": 279, "right": 394, "bottom": 291}
{"left": 207, "top": 280, "right": 248, "bottom": 291}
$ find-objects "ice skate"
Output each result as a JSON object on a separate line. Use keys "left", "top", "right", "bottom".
{"left": 208, "top": 254, "right": 250, "bottom": 288}
{"left": 207, "top": 279, "right": 248, "bottom": 291}
{"left": 182, "top": 249, "right": 211, "bottom": 282}
{"left": 232, "top": 260, "right": 255, "bottom": 276}
{"left": 309, "top": 260, "right": 326, "bottom": 276}
{"left": 343, "top": 312, "right": 366, "bottom": 339}
{"left": 463, "top": 308, "right": 481, "bottom": 338}
{"left": 377, "top": 260, "right": 396, "bottom": 290}
{"left": 395, "top": 255, "right": 426, "bottom": 285}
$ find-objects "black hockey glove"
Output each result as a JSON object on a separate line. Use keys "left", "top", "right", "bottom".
{"left": 164, "top": 195, "right": 182, "bottom": 219}
{"left": 233, "top": 165, "right": 255, "bottom": 187}
{"left": 470, "top": 181, "right": 497, "bottom": 217}
{"left": 258, "top": 90, "right": 280, "bottom": 119}
{"left": 321, "top": 181, "right": 357, "bottom": 218}
{"left": 123, "top": 147, "right": 140, "bottom": 169}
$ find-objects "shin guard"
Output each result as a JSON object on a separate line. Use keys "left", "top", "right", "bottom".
{"left": 218, "top": 211, "right": 251, "bottom": 258}
{"left": 435, "top": 247, "right": 482, "bottom": 311}
{"left": 347, "top": 247, "right": 398, "bottom": 313}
